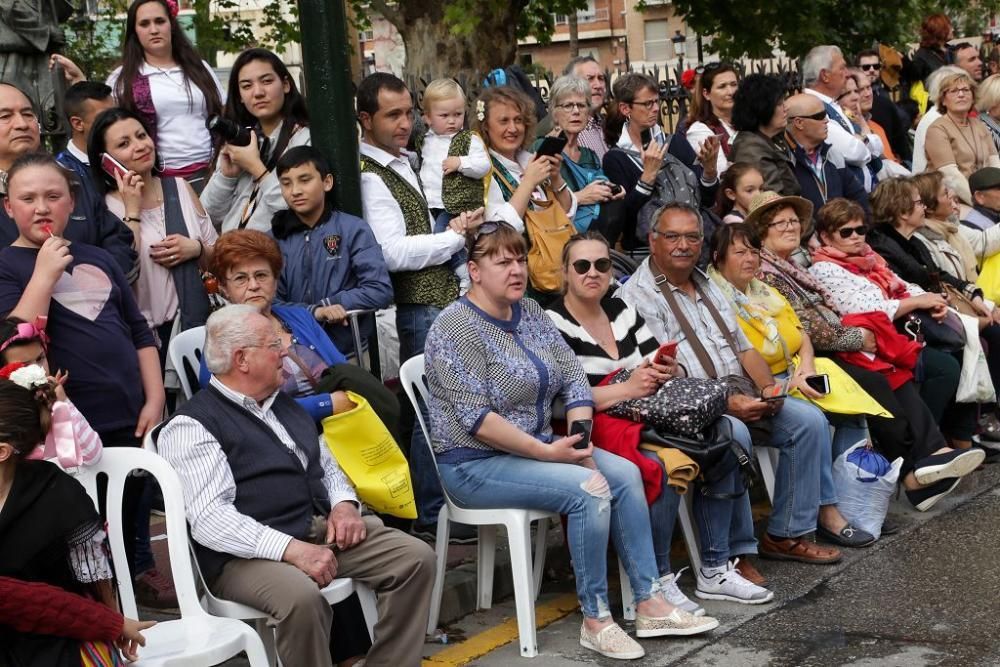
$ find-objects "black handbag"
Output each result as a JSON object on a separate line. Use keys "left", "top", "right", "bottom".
{"left": 898, "top": 308, "right": 965, "bottom": 352}
{"left": 606, "top": 370, "right": 729, "bottom": 438}
{"left": 641, "top": 417, "right": 753, "bottom": 499}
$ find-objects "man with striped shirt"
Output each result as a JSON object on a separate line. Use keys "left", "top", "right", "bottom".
{"left": 157, "top": 305, "right": 434, "bottom": 667}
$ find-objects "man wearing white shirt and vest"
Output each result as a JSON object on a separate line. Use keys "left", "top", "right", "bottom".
{"left": 158, "top": 305, "right": 434, "bottom": 667}
{"left": 357, "top": 73, "right": 485, "bottom": 541}
{"left": 803, "top": 45, "right": 879, "bottom": 192}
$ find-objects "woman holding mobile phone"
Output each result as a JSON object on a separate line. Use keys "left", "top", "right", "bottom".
{"left": 685, "top": 63, "right": 739, "bottom": 175}
{"left": 709, "top": 223, "right": 880, "bottom": 546}
{"left": 533, "top": 76, "right": 624, "bottom": 235}
{"left": 547, "top": 232, "right": 775, "bottom": 608}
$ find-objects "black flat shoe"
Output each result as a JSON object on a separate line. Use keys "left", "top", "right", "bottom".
{"left": 817, "top": 523, "right": 876, "bottom": 547}
{"left": 913, "top": 449, "right": 985, "bottom": 485}
{"left": 879, "top": 517, "right": 901, "bottom": 535}
{"left": 905, "top": 477, "right": 960, "bottom": 512}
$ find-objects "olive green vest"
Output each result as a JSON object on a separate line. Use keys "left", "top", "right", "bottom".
{"left": 361, "top": 156, "right": 459, "bottom": 308}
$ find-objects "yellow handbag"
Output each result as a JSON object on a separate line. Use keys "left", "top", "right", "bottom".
{"left": 321, "top": 391, "right": 417, "bottom": 519}
{"left": 788, "top": 356, "right": 893, "bottom": 418}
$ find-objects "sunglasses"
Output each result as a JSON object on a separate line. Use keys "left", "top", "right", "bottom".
{"left": 837, "top": 224, "right": 867, "bottom": 239}
{"left": 790, "top": 110, "right": 828, "bottom": 122}
{"left": 466, "top": 221, "right": 500, "bottom": 254}
{"left": 860, "top": 63, "right": 882, "bottom": 71}
{"left": 571, "top": 258, "right": 612, "bottom": 274}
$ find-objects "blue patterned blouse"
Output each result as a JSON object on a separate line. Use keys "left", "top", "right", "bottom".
{"left": 425, "top": 296, "right": 595, "bottom": 463}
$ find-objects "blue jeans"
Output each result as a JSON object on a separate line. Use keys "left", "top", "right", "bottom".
{"left": 642, "top": 416, "right": 757, "bottom": 571}
{"left": 774, "top": 371, "right": 866, "bottom": 507}
{"left": 430, "top": 208, "right": 467, "bottom": 272}
{"left": 764, "top": 396, "right": 831, "bottom": 538}
{"left": 439, "top": 448, "right": 663, "bottom": 619}
{"left": 397, "top": 303, "right": 445, "bottom": 526}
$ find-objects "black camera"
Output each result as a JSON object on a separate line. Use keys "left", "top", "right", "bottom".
{"left": 206, "top": 115, "right": 253, "bottom": 147}
{"left": 609, "top": 183, "right": 623, "bottom": 196}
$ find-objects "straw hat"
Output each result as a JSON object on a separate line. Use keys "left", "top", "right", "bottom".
{"left": 742, "top": 191, "right": 814, "bottom": 239}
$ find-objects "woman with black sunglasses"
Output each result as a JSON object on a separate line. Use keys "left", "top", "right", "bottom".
{"left": 546, "top": 232, "right": 773, "bottom": 607}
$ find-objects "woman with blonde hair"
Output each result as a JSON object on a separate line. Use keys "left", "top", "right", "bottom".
{"left": 975, "top": 73, "right": 1000, "bottom": 153}
{"left": 925, "top": 71, "right": 1000, "bottom": 204}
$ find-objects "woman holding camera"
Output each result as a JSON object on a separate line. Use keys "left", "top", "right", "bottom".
{"left": 106, "top": 0, "right": 225, "bottom": 193}
{"left": 201, "top": 48, "right": 311, "bottom": 233}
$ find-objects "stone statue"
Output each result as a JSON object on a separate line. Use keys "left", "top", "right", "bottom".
{"left": 0, "top": 0, "right": 74, "bottom": 125}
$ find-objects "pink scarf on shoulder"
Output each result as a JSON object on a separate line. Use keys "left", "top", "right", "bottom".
{"left": 811, "top": 244, "right": 910, "bottom": 300}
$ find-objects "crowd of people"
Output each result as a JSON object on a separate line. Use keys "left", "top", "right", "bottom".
{"left": 4, "top": 2, "right": 1000, "bottom": 664}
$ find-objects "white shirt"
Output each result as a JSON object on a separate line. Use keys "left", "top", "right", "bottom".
{"left": 66, "top": 139, "right": 89, "bottom": 165}
{"left": 804, "top": 88, "right": 872, "bottom": 168}
{"left": 686, "top": 119, "right": 735, "bottom": 175}
{"left": 158, "top": 377, "right": 359, "bottom": 562}
{"left": 419, "top": 130, "right": 490, "bottom": 210}
{"left": 107, "top": 61, "right": 226, "bottom": 170}
{"left": 484, "top": 149, "right": 578, "bottom": 231}
{"left": 360, "top": 141, "right": 465, "bottom": 272}
{"left": 912, "top": 107, "right": 943, "bottom": 173}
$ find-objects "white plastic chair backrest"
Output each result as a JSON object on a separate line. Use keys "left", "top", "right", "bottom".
{"left": 168, "top": 325, "right": 206, "bottom": 400}
{"left": 398, "top": 355, "right": 451, "bottom": 495}
{"left": 73, "top": 447, "right": 204, "bottom": 619}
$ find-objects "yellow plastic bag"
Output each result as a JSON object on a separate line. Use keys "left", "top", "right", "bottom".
{"left": 321, "top": 391, "right": 417, "bottom": 519}
{"left": 978, "top": 252, "right": 1000, "bottom": 304}
{"left": 788, "top": 357, "right": 892, "bottom": 417}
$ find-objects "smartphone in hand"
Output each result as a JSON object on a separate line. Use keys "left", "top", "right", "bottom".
{"left": 101, "top": 152, "right": 128, "bottom": 181}
{"left": 535, "top": 132, "right": 568, "bottom": 158}
{"left": 570, "top": 419, "right": 593, "bottom": 450}
{"left": 804, "top": 374, "right": 831, "bottom": 395}
{"left": 640, "top": 127, "right": 653, "bottom": 150}
{"left": 761, "top": 378, "right": 790, "bottom": 401}
{"left": 654, "top": 341, "right": 678, "bottom": 365}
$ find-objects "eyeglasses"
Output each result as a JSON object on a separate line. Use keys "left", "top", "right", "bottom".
{"left": 556, "top": 102, "right": 588, "bottom": 113}
{"left": 837, "top": 224, "right": 868, "bottom": 239}
{"left": 247, "top": 338, "right": 283, "bottom": 352}
{"left": 768, "top": 217, "right": 801, "bottom": 230}
{"left": 790, "top": 110, "right": 828, "bottom": 121}
{"left": 227, "top": 270, "right": 274, "bottom": 288}
{"left": 913, "top": 198, "right": 926, "bottom": 207}
{"left": 653, "top": 230, "right": 703, "bottom": 245}
{"left": 860, "top": 63, "right": 882, "bottom": 71}
{"left": 630, "top": 99, "right": 659, "bottom": 110}
{"left": 571, "top": 258, "right": 612, "bottom": 274}
{"left": 946, "top": 87, "right": 973, "bottom": 96}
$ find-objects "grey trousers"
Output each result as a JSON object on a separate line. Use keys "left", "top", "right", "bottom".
{"left": 212, "top": 516, "right": 435, "bottom": 667}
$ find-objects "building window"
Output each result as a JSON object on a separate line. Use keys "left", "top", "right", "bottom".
{"left": 554, "top": 0, "right": 597, "bottom": 24}
{"left": 360, "top": 29, "right": 374, "bottom": 42}
{"left": 643, "top": 19, "right": 671, "bottom": 62}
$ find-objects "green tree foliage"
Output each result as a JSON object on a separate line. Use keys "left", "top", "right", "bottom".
{"left": 668, "top": 0, "right": 1000, "bottom": 59}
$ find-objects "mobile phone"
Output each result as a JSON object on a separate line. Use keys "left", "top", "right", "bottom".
{"left": 535, "top": 132, "right": 568, "bottom": 158}
{"left": 805, "top": 374, "right": 831, "bottom": 395}
{"left": 761, "top": 378, "right": 790, "bottom": 401}
{"left": 640, "top": 127, "right": 653, "bottom": 150}
{"left": 655, "top": 340, "right": 678, "bottom": 365}
{"left": 100, "top": 152, "right": 128, "bottom": 181}
{"left": 570, "top": 419, "right": 593, "bottom": 450}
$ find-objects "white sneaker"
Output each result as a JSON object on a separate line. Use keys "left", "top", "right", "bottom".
{"left": 658, "top": 568, "right": 705, "bottom": 616}
{"left": 695, "top": 560, "right": 774, "bottom": 605}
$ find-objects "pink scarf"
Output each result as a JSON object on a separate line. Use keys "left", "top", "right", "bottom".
{"left": 811, "top": 243, "right": 910, "bottom": 300}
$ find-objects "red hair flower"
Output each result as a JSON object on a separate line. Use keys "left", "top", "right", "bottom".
{"left": 165, "top": 0, "right": 179, "bottom": 17}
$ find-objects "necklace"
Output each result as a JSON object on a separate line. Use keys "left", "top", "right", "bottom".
{"left": 147, "top": 61, "right": 186, "bottom": 90}
{"left": 948, "top": 114, "right": 985, "bottom": 168}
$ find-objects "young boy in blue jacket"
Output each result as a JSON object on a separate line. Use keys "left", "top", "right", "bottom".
{"left": 271, "top": 146, "right": 393, "bottom": 358}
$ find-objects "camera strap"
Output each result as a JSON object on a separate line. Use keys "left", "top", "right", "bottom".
{"left": 238, "top": 181, "right": 264, "bottom": 230}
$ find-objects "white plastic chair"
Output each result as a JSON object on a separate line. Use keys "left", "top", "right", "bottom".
{"left": 755, "top": 447, "right": 780, "bottom": 503}
{"left": 399, "top": 355, "right": 555, "bottom": 658}
{"left": 73, "top": 447, "right": 270, "bottom": 666}
{"left": 167, "top": 326, "right": 206, "bottom": 400}
{"left": 142, "top": 431, "right": 378, "bottom": 667}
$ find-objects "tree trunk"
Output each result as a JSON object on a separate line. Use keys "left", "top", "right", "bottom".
{"left": 568, "top": 12, "right": 579, "bottom": 58}
{"left": 373, "top": 0, "right": 527, "bottom": 82}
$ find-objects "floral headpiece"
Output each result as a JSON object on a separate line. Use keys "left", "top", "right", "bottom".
{"left": 0, "top": 316, "right": 49, "bottom": 354}
{"left": 0, "top": 363, "right": 48, "bottom": 391}
{"left": 164, "top": 0, "right": 179, "bottom": 18}
{"left": 476, "top": 99, "right": 486, "bottom": 123}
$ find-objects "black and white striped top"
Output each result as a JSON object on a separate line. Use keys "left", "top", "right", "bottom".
{"left": 546, "top": 296, "right": 659, "bottom": 386}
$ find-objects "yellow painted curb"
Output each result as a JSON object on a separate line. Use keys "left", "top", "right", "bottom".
{"left": 422, "top": 592, "right": 580, "bottom": 666}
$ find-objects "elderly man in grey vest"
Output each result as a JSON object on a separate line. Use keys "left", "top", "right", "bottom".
{"left": 158, "top": 304, "right": 435, "bottom": 667}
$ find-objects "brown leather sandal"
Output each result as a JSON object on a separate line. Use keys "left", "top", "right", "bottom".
{"left": 760, "top": 532, "right": 842, "bottom": 564}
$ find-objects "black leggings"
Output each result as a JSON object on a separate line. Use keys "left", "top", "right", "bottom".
{"left": 831, "top": 358, "right": 948, "bottom": 476}
{"left": 918, "top": 346, "right": 977, "bottom": 441}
